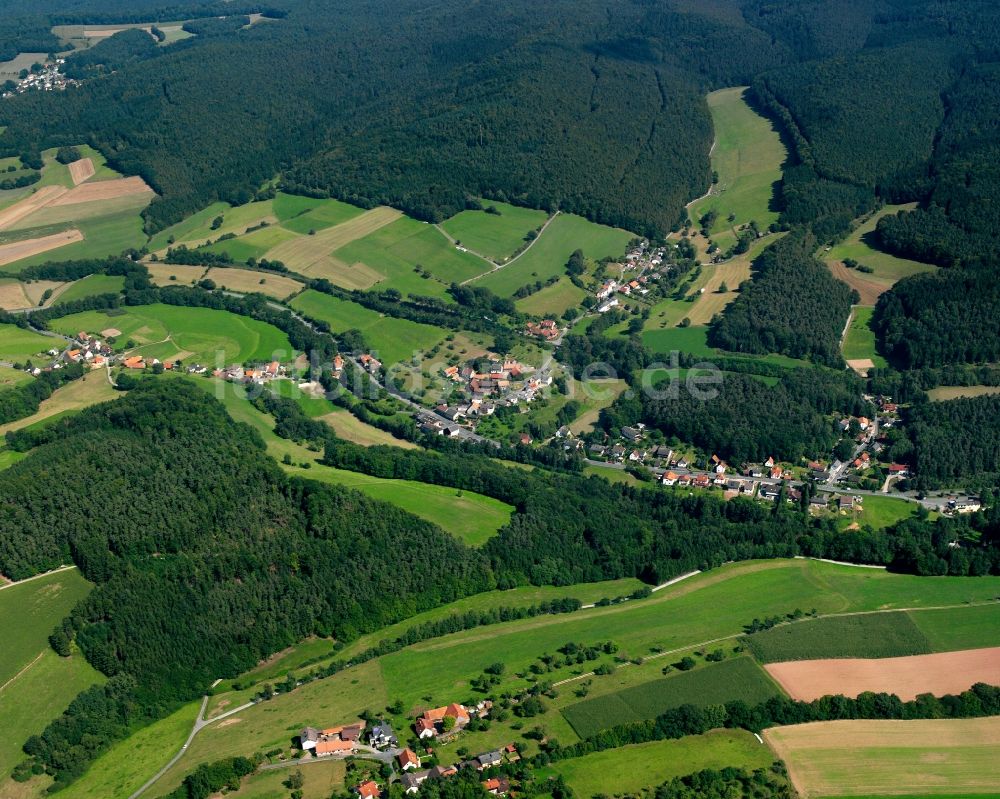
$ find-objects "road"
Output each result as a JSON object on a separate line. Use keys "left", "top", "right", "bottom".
{"left": 459, "top": 211, "right": 561, "bottom": 285}
{"left": 0, "top": 564, "right": 75, "bottom": 591}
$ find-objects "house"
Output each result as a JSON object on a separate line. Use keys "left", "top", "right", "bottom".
{"left": 589, "top": 444, "right": 607, "bottom": 457}
{"left": 693, "top": 474, "right": 711, "bottom": 488}
{"left": 887, "top": 463, "right": 909, "bottom": 476}
{"left": 398, "top": 748, "right": 420, "bottom": 771}
{"left": 369, "top": 721, "right": 397, "bottom": 749}
{"left": 123, "top": 356, "right": 145, "bottom": 369}
{"left": 315, "top": 739, "right": 354, "bottom": 756}
{"left": 810, "top": 494, "right": 829, "bottom": 508}
{"left": 949, "top": 498, "right": 982, "bottom": 514}
{"left": 764, "top": 456, "right": 775, "bottom": 468}
{"left": 482, "top": 778, "right": 511, "bottom": 796}
{"left": 401, "top": 771, "right": 430, "bottom": 794}
{"left": 476, "top": 751, "right": 502, "bottom": 770}
{"left": 333, "top": 355, "right": 345, "bottom": 376}
{"left": 621, "top": 426, "right": 643, "bottom": 443}
{"left": 839, "top": 495, "right": 857, "bottom": 511}
{"left": 265, "top": 360, "right": 280, "bottom": 377}
{"left": 359, "top": 354, "right": 382, "bottom": 373}
{"left": 609, "top": 444, "right": 626, "bottom": 461}
{"left": 416, "top": 703, "right": 470, "bottom": 738}
{"left": 526, "top": 320, "right": 559, "bottom": 340}
{"left": 597, "top": 298, "right": 619, "bottom": 313}
{"left": 808, "top": 461, "right": 826, "bottom": 473}
{"left": 519, "top": 432, "right": 533, "bottom": 445}
{"left": 300, "top": 727, "right": 321, "bottom": 751}
{"left": 356, "top": 781, "right": 380, "bottom": 799}
{"left": 429, "top": 765, "right": 458, "bottom": 780}
{"left": 676, "top": 456, "right": 689, "bottom": 469}
{"left": 653, "top": 445, "right": 673, "bottom": 460}
{"left": 662, "top": 471, "right": 678, "bottom": 486}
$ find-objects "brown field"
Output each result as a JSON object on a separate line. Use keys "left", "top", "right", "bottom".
{"left": 827, "top": 261, "right": 886, "bottom": 306}
{"left": 320, "top": 410, "right": 418, "bottom": 448}
{"left": 24, "top": 280, "right": 68, "bottom": 307}
{"left": 765, "top": 646, "right": 1000, "bottom": 702}
{"left": 0, "top": 186, "right": 68, "bottom": 231}
{"left": 0, "top": 281, "right": 31, "bottom": 310}
{"left": 765, "top": 717, "right": 1000, "bottom": 798}
{"left": 306, "top": 256, "right": 385, "bottom": 288}
{"left": 265, "top": 206, "right": 401, "bottom": 274}
{"left": 684, "top": 256, "right": 752, "bottom": 325}
{"left": 927, "top": 385, "right": 1000, "bottom": 402}
{"left": 204, "top": 267, "right": 303, "bottom": 300}
{"left": 49, "top": 176, "right": 153, "bottom": 206}
{"left": 846, "top": 358, "right": 876, "bottom": 377}
{"left": 146, "top": 264, "right": 207, "bottom": 286}
{"left": 68, "top": 158, "right": 95, "bottom": 185}
{"left": 0, "top": 229, "right": 84, "bottom": 267}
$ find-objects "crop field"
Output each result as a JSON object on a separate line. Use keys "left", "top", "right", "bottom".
{"left": 51, "top": 304, "right": 296, "bottom": 365}
{"left": 67, "top": 158, "right": 94, "bottom": 185}
{"left": 744, "top": 611, "right": 934, "bottom": 663}
{"left": 543, "top": 729, "right": 775, "bottom": 797}
{"left": 911, "top": 603, "right": 1000, "bottom": 652}
{"left": 276, "top": 195, "right": 364, "bottom": 235}
{"left": 146, "top": 263, "right": 207, "bottom": 286}
{"left": 55, "top": 273, "right": 125, "bottom": 304}
{"left": 0, "top": 53, "right": 47, "bottom": 82}
{"left": 514, "top": 277, "right": 587, "bottom": 317}
{"left": 0, "top": 369, "right": 119, "bottom": 437}
{"left": 202, "top": 267, "right": 303, "bottom": 300}
{"left": 290, "top": 290, "right": 444, "bottom": 366}
{"left": 562, "top": 657, "right": 781, "bottom": 738}
{"left": 0, "top": 229, "right": 83, "bottom": 267}
{"left": 765, "top": 717, "right": 1000, "bottom": 798}
{"left": 927, "top": 385, "right": 1000, "bottom": 402}
{"left": 286, "top": 464, "right": 513, "bottom": 546}
{"left": 440, "top": 200, "right": 549, "bottom": 262}
{"left": 472, "top": 213, "right": 633, "bottom": 296}
{"left": 765, "top": 645, "right": 1000, "bottom": 702}
{"left": 689, "top": 87, "right": 786, "bottom": 250}
{"left": 0, "top": 323, "right": 55, "bottom": 362}
{"left": 331, "top": 215, "right": 486, "bottom": 293}
{"left": 0, "top": 279, "right": 37, "bottom": 310}
{"left": 202, "top": 224, "right": 299, "bottom": 263}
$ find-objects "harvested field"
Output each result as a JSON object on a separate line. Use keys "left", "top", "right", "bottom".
{"left": 0, "top": 229, "right": 83, "bottom": 266}
{"left": 50, "top": 176, "right": 153, "bottom": 206}
{"left": 68, "top": 158, "right": 95, "bottom": 185}
{"left": 764, "top": 646, "right": 1000, "bottom": 702}
{"left": 927, "top": 385, "right": 1000, "bottom": 402}
{"left": 203, "top": 267, "right": 303, "bottom": 300}
{"left": 24, "top": 280, "right": 67, "bottom": 307}
{"left": 0, "top": 281, "right": 31, "bottom": 310}
{"left": 0, "top": 186, "right": 68, "bottom": 231}
{"left": 146, "top": 264, "right": 207, "bottom": 286}
{"left": 764, "top": 717, "right": 1000, "bottom": 798}
{"left": 846, "top": 358, "right": 876, "bottom": 376}
{"left": 828, "top": 260, "right": 887, "bottom": 306}
{"left": 264, "top": 206, "right": 401, "bottom": 274}
{"left": 306, "top": 256, "right": 385, "bottom": 288}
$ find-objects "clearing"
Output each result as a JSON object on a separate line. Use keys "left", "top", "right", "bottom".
{"left": 764, "top": 646, "right": 1000, "bottom": 702}
{"left": 842, "top": 306, "right": 886, "bottom": 369}
{"left": 689, "top": 87, "right": 786, "bottom": 251}
{"left": 927, "top": 385, "right": 1000, "bottom": 402}
{"left": 765, "top": 716, "right": 1000, "bottom": 798}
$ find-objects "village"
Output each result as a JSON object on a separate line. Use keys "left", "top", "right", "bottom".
{"left": 296, "top": 701, "right": 516, "bottom": 798}
{"left": 1, "top": 58, "right": 77, "bottom": 97}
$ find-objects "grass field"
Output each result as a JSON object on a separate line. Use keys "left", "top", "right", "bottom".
{"left": 0, "top": 324, "right": 53, "bottom": 362}
{"left": 54, "top": 273, "right": 124, "bottom": 305}
{"left": 149, "top": 199, "right": 277, "bottom": 253}
{"left": 202, "top": 267, "right": 303, "bottom": 301}
{"left": 841, "top": 306, "right": 886, "bottom": 367}
{"left": 440, "top": 201, "right": 549, "bottom": 263}
{"left": 567, "top": 378, "right": 628, "bottom": 434}
{"left": 0, "top": 370, "right": 118, "bottom": 437}
{"left": 689, "top": 87, "right": 786, "bottom": 250}
{"left": 910, "top": 603, "right": 1000, "bottom": 653}
{"left": 275, "top": 195, "right": 363, "bottom": 235}
{"left": 318, "top": 408, "right": 416, "bottom": 447}
{"left": 765, "top": 717, "right": 1000, "bottom": 798}
{"left": 641, "top": 325, "right": 717, "bottom": 358}
{"left": 743, "top": 612, "right": 933, "bottom": 663}
{"left": 842, "top": 494, "right": 921, "bottom": 531}
{"left": 562, "top": 657, "right": 781, "bottom": 738}
{"left": 927, "top": 386, "right": 1000, "bottom": 402}
{"left": 224, "top": 759, "right": 346, "bottom": 799}
{"left": 544, "top": 729, "right": 775, "bottom": 797}
{"left": 51, "top": 304, "right": 296, "bottom": 365}
{"left": 473, "top": 214, "right": 633, "bottom": 297}
{"left": 0, "top": 365, "right": 32, "bottom": 388}
{"left": 290, "top": 290, "right": 444, "bottom": 366}
{"left": 285, "top": 465, "right": 513, "bottom": 546}
{"left": 202, "top": 224, "right": 299, "bottom": 263}
{"left": 514, "top": 277, "right": 587, "bottom": 317}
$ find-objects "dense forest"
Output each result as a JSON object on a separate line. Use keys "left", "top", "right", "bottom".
{"left": 61, "top": 27, "right": 159, "bottom": 79}
{"left": 708, "top": 232, "right": 857, "bottom": 365}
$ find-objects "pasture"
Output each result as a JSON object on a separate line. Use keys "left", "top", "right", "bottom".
{"left": 743, "top": 611, "right": 933, "bottom": 663}
{"left": 689, "top": 87, "right": 786, "bottom": 249}
{"left": 911, "top": 603, "right": 1000, "bottom": 652}
{"left": 562, "top": 657, "right": 780, "bottom": 738}
{"left": 842, "top": 306, "right": 886, "bottom": 367}
{"left": 641, "top": 324, "right": 716, "bottom": 358}
{"left": 290, "top": 290, "right": 444, "bottom": 366}
{"left": 285, "top": 464, "right": 513, "bottom": 547}
{"left": 544, "top": 729, "right": 775, "bottom": 797}
{"left": 0, "top": 323, "right": 55, "bottom": 362}
{"left": 55, "top": 273, "right": 125, "bottom": 304}
{"left": 440, "top": 200, "right": 549, "bottom": 262}
{"left": 202, "top": 224, "right": 298, "bottom": 263}
{"left": 0, "top": 365, "right": 32, "bottom": 388}
{"left": 50, "top": 304, "right": 297, "bottom": 365}
{"left": 223, "top": 759, "right": 346, "bottom": 799}
{"left": 276, "top": 195, "right": 364, "bottom": 235}
{"left": 318, "top": 408, "right": 416, "bottom": 447}
{"left": 473, "top": 213, "right": 633, "bottom": 296}
{"left": 331, "top": 215, "right": 486, "bottom": 293}
{"left": 0, "top": 369, "right": 118, "bottom": 437}
{"left": 567, "top": 377, "right": 628, "bottom": 434}
{"left": 764, "top": 645, "right": 1000, "bottom": 702}
{"left": 514, "top": 277, "right": 587, "bottom": 317}
{"left": 764, "top": 717, "right": 1000, "bottom": 798}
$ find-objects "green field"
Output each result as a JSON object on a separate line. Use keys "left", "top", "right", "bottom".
{"left": 1, "top": 212, "right": 149, "bottom": 273}
{"left": 51, "top": 304, "right": 296, "bottom": 365}
{"left": 562, "top": 657, "right": 780, "bottom": 738}
{"left": 910, "top": 603, "right": 1000, "bottom": 652}
{"left": 290, "top": 289, "right": 444, "bottom": 365}
{"left": 440, "top": 200, "right": 549, "bottom": 262}
{"left": 473, "top": 213, "right": 633, "bottom": 297}
{"left": 222, "top": 758, "right": 347, "bottom": 799}
{"left": 641, "top": 324, "right": 716, "bottom": 358}
{"left": 275, "top": 195, "right": 363, "bottom": 235}
{"left": 148, "top": 198, "right": 278, "bottom": 252}
{"left": 55, "top": 273, "right": 125, "bottom": 305}
{"left": 743, "top": 612, "right": 933, "bottom": 663}
{"left": 544, "top": 729, "right": 775, "bottom": 797}
{"left": 333, "top": 216, "right": 487, "bottom": 292}
{"left": 202, "top": 224, "right": 299, "bottom": 262}
{"left": 285, "top": 465, "right": 513, "bottom": 547}
{"left": 0, "top": 323, "right": 55, "bottom": 362}
{"left": 842, "top": 306, "right": 886, "bottom": 366}
{"left": 844, "top": 494, "right": 922, "bottom": 530}
{"left": 689, "top": 87, "right": 786, "bottom": 250}
{"left": 0, "top": 365, "right": 31, "bottom": 387}
{"left": 515, "top": 277, "right": 587, "bottom": 317}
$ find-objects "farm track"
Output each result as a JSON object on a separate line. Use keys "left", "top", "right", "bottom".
{"left": 461, "top": 211, "right": 560, "bottom": 284}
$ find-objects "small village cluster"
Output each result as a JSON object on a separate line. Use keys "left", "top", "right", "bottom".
{"left": 1, "top": 59, "right": 77, "bottom": 97}
{"left": 299, "top": 701, "right": 514, "bottom": 798}
{"left": 433, "top": 357, "right": 550, "bottom": 423}
{"left": 214, "top": 361, "right": 285, "bottom": 383}
{"left": 593, "top": 239, "right": 672, "bottom": 312}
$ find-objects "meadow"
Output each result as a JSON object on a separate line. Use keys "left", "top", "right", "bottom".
{"left": 223, "top": 759, "right": 347, "bottom": 799}
{"left": 841, "top": 306, "right": 886, "bottom": 367}
{"left": 472, "top": 213, "right": 633, "bottom": 297}
{"left": 275, "top": 195, "right": 363, "bottom": 235}
{"left": 765, "top": 717, "right": 1000, "bottom": 798}
{"left": 543, "top": 729, "right": 775, "bottom": 797}
{"left": 54, "top": 273, "right": 125, "bottom": 305}
{"left": 0, "top": 323, "right": 53, "bottom": 362}
{"left": 689, "top": 87, "right": 786, "bottom": 251}
{"left": 562, "top": 657, "right": 780, "bottom": 738}
{"left": 910, "top": 603, "right": 1000, "bottom": 652}
{"left": 514, "top": 277, "right": 587, "bottom": 317}
{"left": 148, "top": 198, "right": 278, "bottom": 253}
{"left": 0, "top": 370, "right": 118, "bottom": 437}
{"left": 841, "top": 494, "right": 921, "bottom": 531}
{"left": 439, "top": 200, "right": 549, "bottom": 263}
{"left": 289, "top": 289, "right": 444, "bottom": 365}
{"left": 50, "top": 304, "right": 296, "bottom": 365}
{"left": 926, "top": 385, "right": 1000, "bottom": 402}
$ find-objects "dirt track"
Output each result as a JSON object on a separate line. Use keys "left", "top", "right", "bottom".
{"left": 827, "top": 261, "right": 886, "bottom": 306}
{"left": 0, "top": 229, "right": 83, "bottom": 266}
{"left": 50, "top": 176, "right": 153, "bottom": 206}
{"left": 0, "top": 186, "right": 68, "bottom": 231}
{"left": 765, "top": 646, "right": 1000, "bottom": 701}
{"left": 68, "top": 158, "right": 96, "bottom": 185}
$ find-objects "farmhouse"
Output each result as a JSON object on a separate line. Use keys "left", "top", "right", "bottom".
{"left": 300, "top": 721, "right": 365, "bottom": 755}
{"left": 356, "top": 780, "right": 380, "bottom": 799}
{"left": 368, "top": 721, "right": 398, "bottom": 749}
{"left": 398, "top": 748, "right": 420, "bottom": 771}
{"left": 415, "top": 703, "right": 470, "bottom": 738}
{"left": 525, "top": 319, "right": 559, "bottom": 340}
